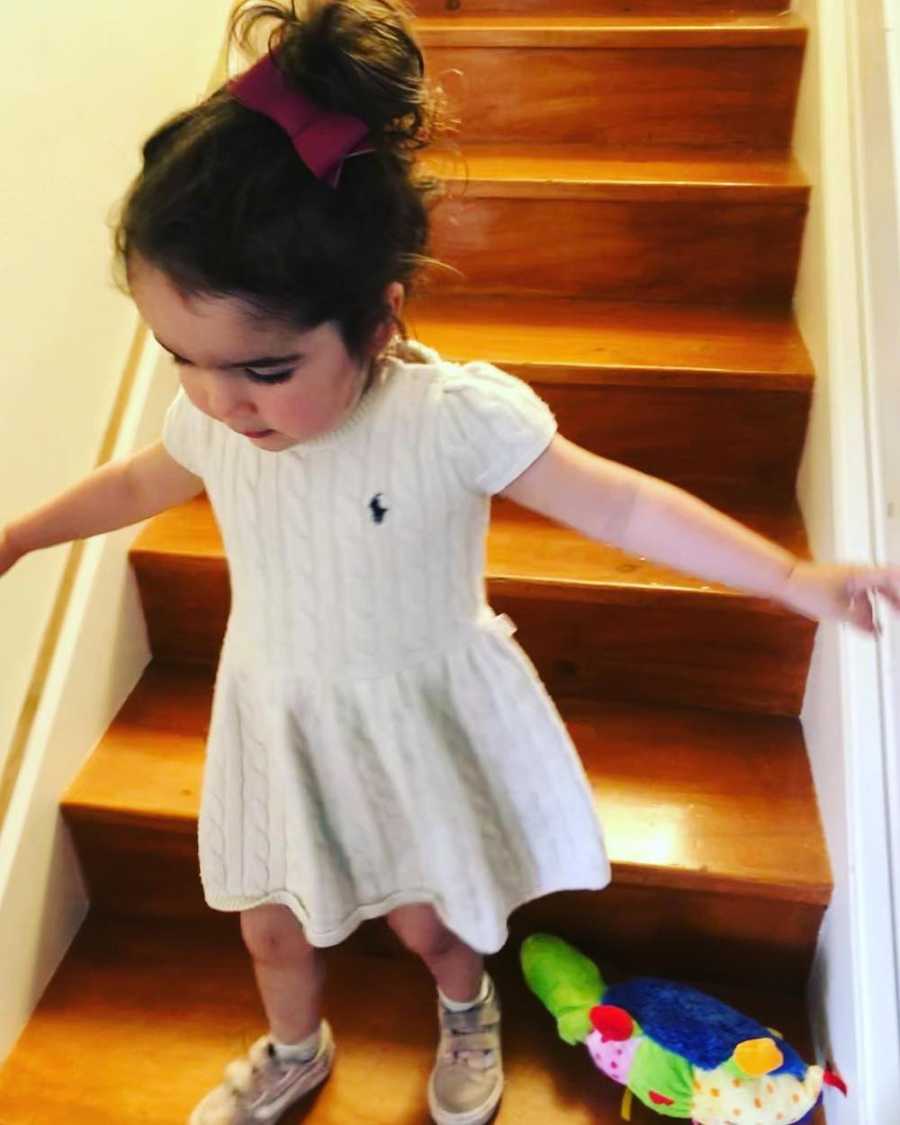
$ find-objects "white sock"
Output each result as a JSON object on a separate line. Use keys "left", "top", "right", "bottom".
{"left": 439, "top": 972, "right": 491, "bottom": 1012}
{"left": 269, "top": 1023, "right": 322, "bottom": 1062}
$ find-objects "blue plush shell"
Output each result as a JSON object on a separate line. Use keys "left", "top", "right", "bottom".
{"left": 603, "top": 977, "right": 807, "bottom": 1078}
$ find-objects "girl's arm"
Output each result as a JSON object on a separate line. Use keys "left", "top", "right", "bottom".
{"left": 0, "top": 442, "right": 204, "bottom": 578}
{"left": 500, "top": 434, "right": 900, "bottom": 634}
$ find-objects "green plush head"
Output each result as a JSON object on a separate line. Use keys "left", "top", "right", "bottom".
{"left": 629, "top": 1038, "right": 695, "bottom": 1118}
{"left": 520, "top": 933, "right": 606, "bottom": 1045}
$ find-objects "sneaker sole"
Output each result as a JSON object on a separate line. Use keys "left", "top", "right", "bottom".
{"left": 188, "top": 1021, "right": 336, "bottom": 1125}
{"left": 427, "top": 1072, "right": 503, "bottom": 1125}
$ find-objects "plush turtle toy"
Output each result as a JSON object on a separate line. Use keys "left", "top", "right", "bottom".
{"left": 520, "top": 934, "right": 847, "bottom": 1124}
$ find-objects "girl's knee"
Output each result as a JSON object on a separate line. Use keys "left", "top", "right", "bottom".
{"left": 387, "top": 903, "right": 457, "bottom": 958}
{"left": 240, "top": 903, "right": 315, "bottom": 964}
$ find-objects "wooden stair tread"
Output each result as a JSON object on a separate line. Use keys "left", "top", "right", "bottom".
{"left": 0, "top": 911, "right": 825, "bottom": 1124}
{"left": 63, "top": 662, "right": 831, "bottom": 904}
{"left": 424, "top": 144, "right": 809, "bottom": 202}
{"left": 131, "top": 496, "right": 810, "bottom": 606}
{"left": 487, "top": 498, "right": 809, "bottom": 602}
{"left": 405, "top": 294, "right": 813, "bottom": 391}
{"left": 416, "top": 12, "right": 806, "bottom": 47}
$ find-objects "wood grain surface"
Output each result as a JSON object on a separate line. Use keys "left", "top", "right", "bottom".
{"left": 0, "top": 912, "right": 825, "bottom": 1124}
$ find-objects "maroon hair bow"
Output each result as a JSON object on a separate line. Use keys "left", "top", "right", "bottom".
{"left": 228, "top": 52, "right": 374, "bottom": 187}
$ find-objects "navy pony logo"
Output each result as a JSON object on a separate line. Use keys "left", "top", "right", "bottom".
{"left": 369, "top": 493, "right": 389, "bottom": 524}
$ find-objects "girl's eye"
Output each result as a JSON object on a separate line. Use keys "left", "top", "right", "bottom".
{"left": 168, "top": 355, "right": 295, "bottom": 386}
{"left": 245, "top": 368, "right": 294, "bottom": 385}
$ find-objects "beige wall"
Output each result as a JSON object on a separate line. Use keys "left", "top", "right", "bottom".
{"left": 0, "top": 5, "right": 231, "bottom": 780}
{"left": 0, "top": 0, "right": 231, "bottom": 1061}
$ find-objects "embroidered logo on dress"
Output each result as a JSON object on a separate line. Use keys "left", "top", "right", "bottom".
{"left": 369, "top": 493, "right": 389, "bottom": 524}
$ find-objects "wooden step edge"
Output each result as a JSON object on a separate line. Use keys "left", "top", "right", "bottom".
{"left": 126, "top": 541, "right": 813, "bottom": 613}
{"left": 483, "top": 357, "right": 813, "bottom": 393}
{"left": 405, "top": 327, "right": 815, "bottom": 392}
{"left": 62, "top": 783, "right": 831, "bottom": 912}
{"left": 416, "top": 12, "right": 807, "bottom": 48}
{"left": 611, "top": 859, "right": 832, "bottom": 906}
{"left": 129, "top": 538, "right": 221, "bottom": 563}
{"left": 61, "top": 802, "right": 197, "bottom": 835}
{"left": 423, "top": 149, "right": 811, "bottom": 204}
{"left": 129, "top": 497, "right": 814, "bottom": 611}
{"left": 433, "top": 175, "right": 809, "bottom": 206}
{"left": 487, "top": 572, "right": 806, "bottom": 617}
{"left": 404, "top": 295, "right": 815, "bottom": 392}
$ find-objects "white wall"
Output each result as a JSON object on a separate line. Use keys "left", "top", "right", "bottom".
{"left": 0, "top": 0, "right": 231, "bottom": 1062}
{"left": 793, "top": 0, "right": 900, "bottom": 1119}
{"left": 876, "top": 0, "right": 900, "bottom": 983}
{"left": 0, "top": 3, "right": 228, "bottom": 783}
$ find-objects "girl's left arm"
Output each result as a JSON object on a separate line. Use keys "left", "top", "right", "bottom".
{"left": 500, "top": 435, "right": 900, "bottom": 636}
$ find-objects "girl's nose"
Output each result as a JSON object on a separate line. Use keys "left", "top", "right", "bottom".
{"left": 203, "top": 372, "right": 253, "bottom": 421}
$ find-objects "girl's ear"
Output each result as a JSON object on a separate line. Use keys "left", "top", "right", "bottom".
{"left": 368, "top": 282, "right": 406, "bottom": 356}
{"left": 386, "top": 281, "right": 405, "bottom": 317}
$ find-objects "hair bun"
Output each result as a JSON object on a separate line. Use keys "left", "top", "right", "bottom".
{"left": 230, "top": 0, "right": 434, "bottom": 154}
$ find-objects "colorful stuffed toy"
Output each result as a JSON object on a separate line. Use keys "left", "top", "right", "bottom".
{"left": 520, "top": 934, "right": 846, "bottom": 1124}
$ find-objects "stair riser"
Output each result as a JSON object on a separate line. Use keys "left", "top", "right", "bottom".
{"left": 430, "top": 196, "right": 806, "bottom": 304}
{"left": 64, "top": 818, "right": 822, "bottom": 991}
{"left": 515, "top": 383, "right": 809, "bottom": 506}
{"left": 495, "top": 591, "right": 815, "bottom": 715}
{"left": 131, "top": 560, "right": 813, "bottom": 714}
{"left": 507, "top": 887, "right": 823, "bottom": 992}
{"left": 417, "top": 1, "right": 788, "bottom": 13}
{"left": 423, "top": 45, "right": 802, "bottom": 149}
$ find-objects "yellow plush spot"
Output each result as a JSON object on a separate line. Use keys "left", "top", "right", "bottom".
{"left": 733, "top": 1038, "right": 784, "bottom": 1077}
{"left": 755, "top": 1097, "right": 763, "bottom": 1108}
{"left": 711, "top": 1088, "right": 720, "bottom": 1098}
{"left": 733, "top": 1078, "right": 743, "bottom": 1087}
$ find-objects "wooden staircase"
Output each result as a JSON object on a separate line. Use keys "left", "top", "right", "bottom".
{"left": 0, "top": 3, "right": 832, "bottom": 1123}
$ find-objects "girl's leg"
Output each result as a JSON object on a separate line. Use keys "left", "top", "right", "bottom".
{"left": 189, "top": 904, "right": 331, "bottom": 1124}
{"left": 386, "top": 903, "right": 484, "bottom": 1001}
{"left": 388, "top": 904, "right": 503, "bottom": 1125}
{"left": 240, "top": 903, "right": 325, "bottom": 1043}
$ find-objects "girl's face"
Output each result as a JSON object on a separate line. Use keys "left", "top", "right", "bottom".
{"left": 128, "top": 256, "right": 401, "bottom": 450}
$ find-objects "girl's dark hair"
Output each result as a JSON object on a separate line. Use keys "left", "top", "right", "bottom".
{"left": 111, "top": 0, "right": 455, "bottom": 363}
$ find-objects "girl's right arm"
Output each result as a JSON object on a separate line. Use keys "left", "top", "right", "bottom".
{"left": 0, "top": 442, "right": 204, "bottom": 578}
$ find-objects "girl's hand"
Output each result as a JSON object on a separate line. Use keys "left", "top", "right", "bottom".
{"left": 781, "top": 561, "right": 900, "bottom": 635}
{"left": 0, "top": 527, "right": 23, "bottom": 579}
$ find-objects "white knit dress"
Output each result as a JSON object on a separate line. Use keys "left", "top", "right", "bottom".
{"left": 162, "top": 338, "right": 610, "bottom": 954}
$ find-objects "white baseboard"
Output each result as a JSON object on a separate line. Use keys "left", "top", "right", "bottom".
{"left": 0, "top": 333, "right": 175, "bottom": 1063}
{"left": 796, "top": 2, "right": 900, "bottom": 1120}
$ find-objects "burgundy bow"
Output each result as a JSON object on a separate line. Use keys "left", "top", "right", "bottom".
{"left": 228, "top": 52, "right": 374, "bottom": 187}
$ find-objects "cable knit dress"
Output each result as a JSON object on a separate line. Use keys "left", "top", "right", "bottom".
{"left": 162, "top": 337, "right": 611, "bottom": 954}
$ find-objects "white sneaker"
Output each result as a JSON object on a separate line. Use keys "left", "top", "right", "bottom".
{"left": 188, "top": 1021, "right": 335, "bottom": 1124}
{"left": 428, "top": 977, "right": 503, "bottom": 1125}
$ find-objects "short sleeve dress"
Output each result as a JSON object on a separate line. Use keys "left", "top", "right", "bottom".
{"left": 162, "top": 338, "right": 610, "bottom": 954}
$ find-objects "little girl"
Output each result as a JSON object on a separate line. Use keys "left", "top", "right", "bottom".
{"left": 2, "top": 1, "right": 898, "bottom": 1123}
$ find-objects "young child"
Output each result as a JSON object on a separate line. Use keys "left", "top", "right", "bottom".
{"left": 2, "top": 1, "right": 898, "bottom": 1123}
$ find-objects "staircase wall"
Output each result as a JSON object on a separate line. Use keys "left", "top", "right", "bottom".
{"left": 793, "top": 0, "right": 900, "bottom": 1120}
{"left": 0, "top": 2, "right": 232, "bottom": 1064}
